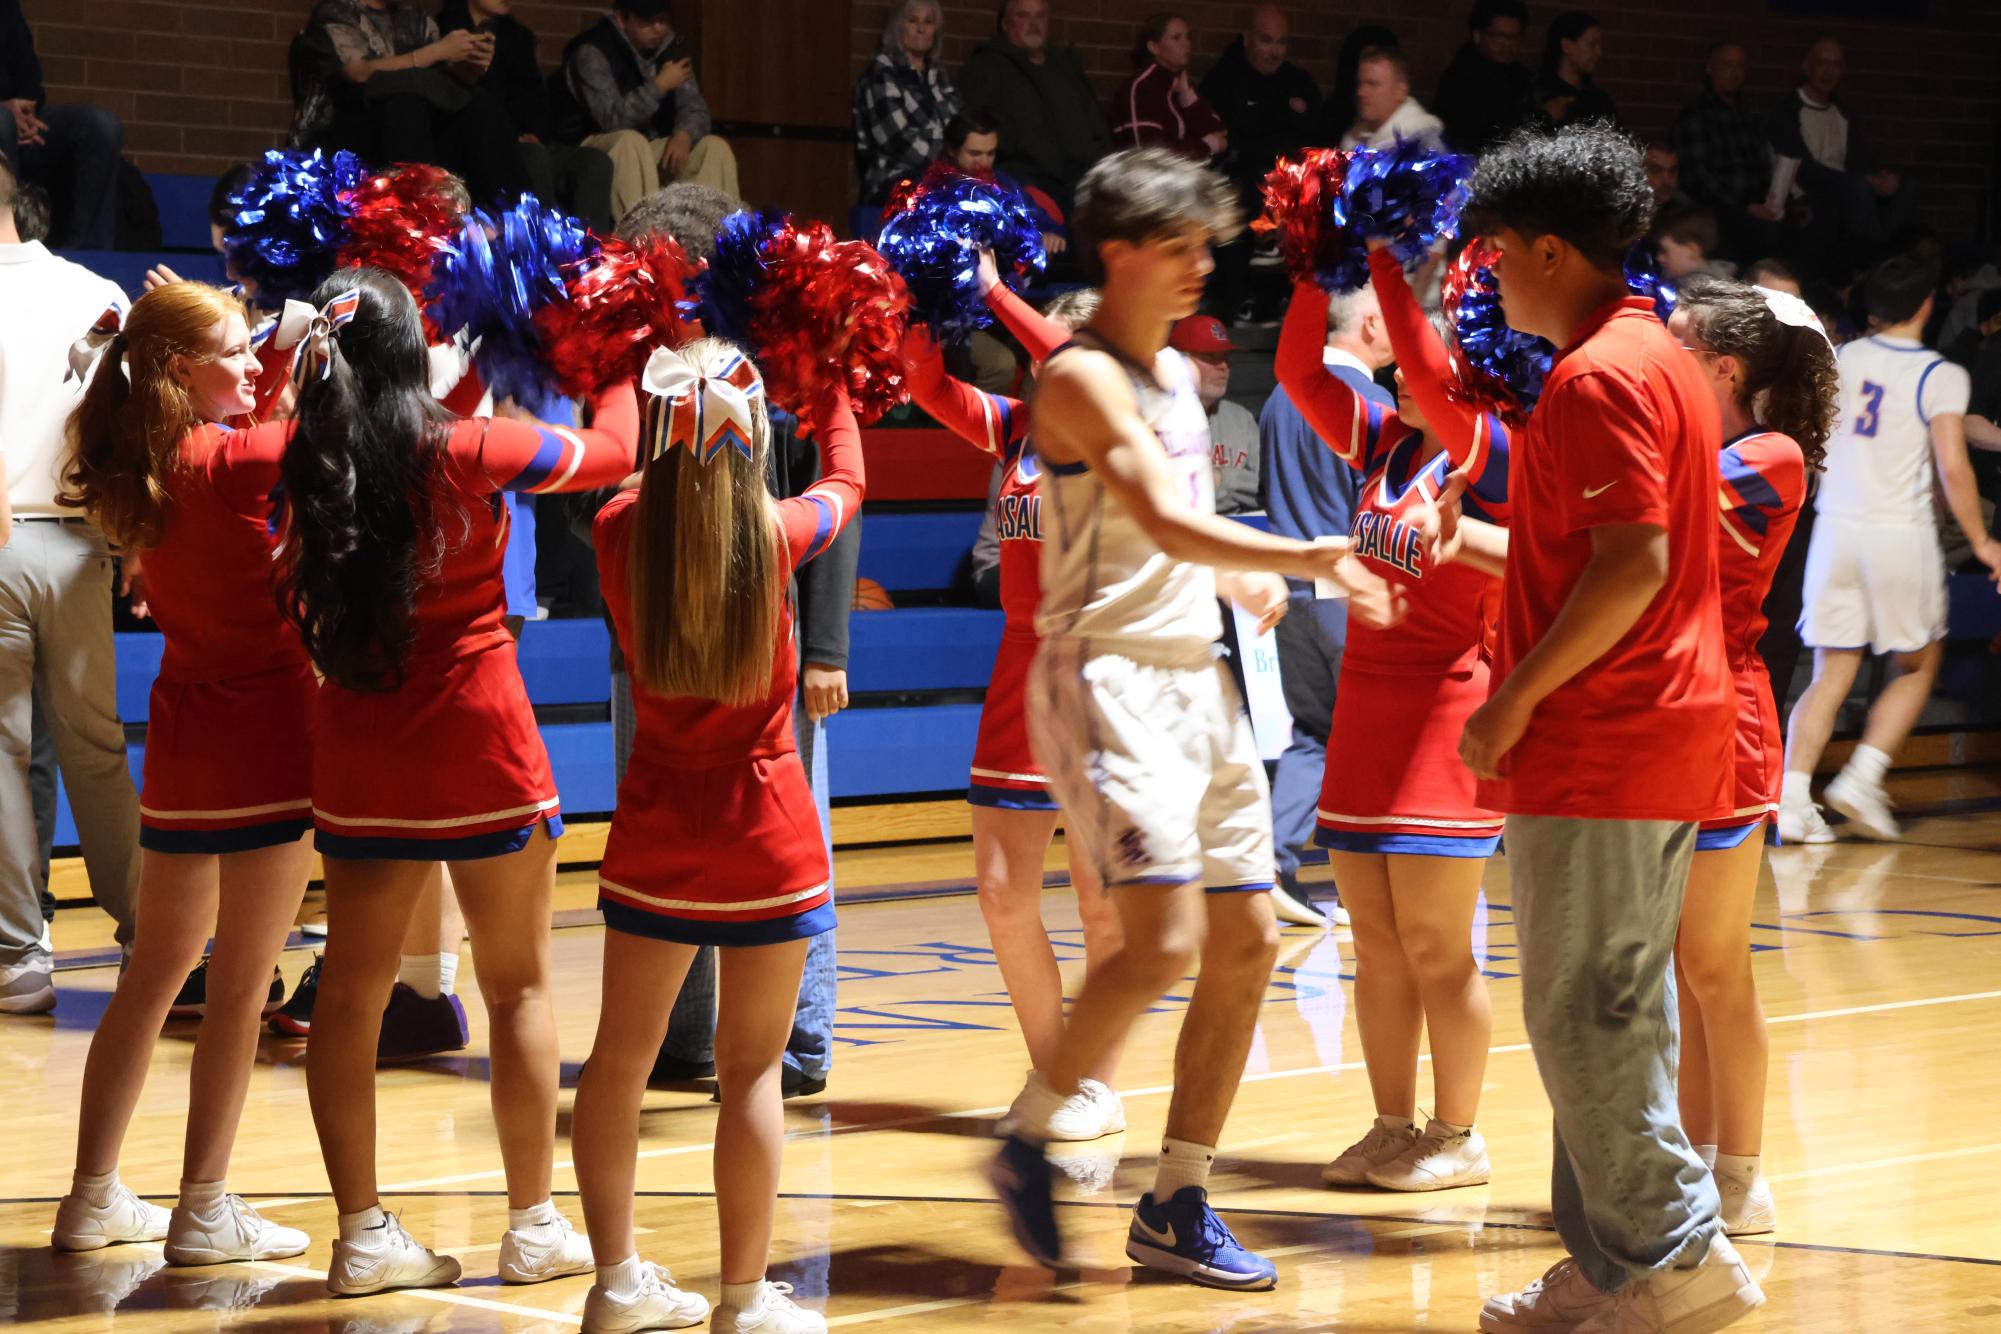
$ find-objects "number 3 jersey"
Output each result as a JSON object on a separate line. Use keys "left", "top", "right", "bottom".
{"left": 1817, "top": 335, "right": 1970, "bottom": 525}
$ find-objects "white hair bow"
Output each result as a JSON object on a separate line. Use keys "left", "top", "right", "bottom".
{"left": 1755, "top": 286, "right": 1833, "bottom": 349}
{"left": 66, "top": 302, "right": 127, "bottom": 384}
{"left": 290, "top": 289, "right": 363, "bottom": 384}
{"left": 640, "top": 345, "right": 764, "bottom": 464}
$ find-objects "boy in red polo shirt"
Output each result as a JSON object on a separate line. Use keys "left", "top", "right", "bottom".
{"left": 1456, "top": 125, "right": 1764, "bottom": 1334}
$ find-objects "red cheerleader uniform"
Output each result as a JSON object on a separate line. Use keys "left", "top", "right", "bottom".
{"left": 1698, "top": 429, "right": 1807, "bottom": 850}
{"left": 1276, "top": 251, "right": 1513, "bottom": 857}
{"left": 901, "top": 286, "right": 1071, "bottom": 811}
{"left": 138, "top": 352, "right": 314, "bottom": 853}
{"left": 592, "top": 390, "right": 864, "bottom": 945}
{"left": 303, "top": 382, "right": 641, "bottom": 859}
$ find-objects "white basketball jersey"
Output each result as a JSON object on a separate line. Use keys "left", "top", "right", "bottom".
{"left": 1035, "top": 338, "right": 1223, "bottom": 648}
{"left": 1817, "top": 335, "right": 1970, "bottom": 525}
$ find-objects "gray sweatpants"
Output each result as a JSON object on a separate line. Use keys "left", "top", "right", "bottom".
{"left": 1506, "top": 814, "right": 1720, "bottom": 1294}
{"left": 0, "top": 522, "right": 139, "bottom": 965}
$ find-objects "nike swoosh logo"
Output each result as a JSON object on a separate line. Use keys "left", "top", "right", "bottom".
{"left": 1583, "top": 481, "right": 1620, "bottom": 499}
{"left": 1132, "top": 1216, "right": 1178, "bottom": 1249}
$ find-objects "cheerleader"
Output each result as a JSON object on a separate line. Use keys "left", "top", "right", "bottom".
{"left": 1665, "top": 276, "right": 1835, "bottom": 1236}
{"left": 51, "top": 282, "right": 312, "bottom": 1262}
{"left": 571, "top": 342, "right": 861, "bottom": 1334}
{"left": 1275, "top": 242, "right": 1511, "bottom": 1193}
{"left": 898, "top": 259, "right": 1126, "bottom": 1141}
{"left": 274, "top": 267, "right": 642, "bottom": 1294}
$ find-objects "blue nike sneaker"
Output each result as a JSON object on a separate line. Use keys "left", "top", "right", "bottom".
{"left": 1124, "top": 1187, "right": 1277, "bottom": 1290}
{"left": 987, "top": 1134, "right": 1062, "bottom": 1268}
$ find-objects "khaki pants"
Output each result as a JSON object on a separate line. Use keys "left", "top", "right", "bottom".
{"left": 582, "top": 131, "right": 741, "bottom": 224}
{"left": 0, "top": 520, "right": 139, "bottom": 964}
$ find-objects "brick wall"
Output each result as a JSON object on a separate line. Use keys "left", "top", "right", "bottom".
{"left": 18, "top": 0, "right": 614, "bottom": 177}
{"left": 21, "top": 1, "right": 1998, "bottom": 238}
{"left": 853, "top": 0, "right": 1999, "bottom": 237}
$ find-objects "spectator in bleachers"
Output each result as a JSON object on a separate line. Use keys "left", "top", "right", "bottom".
{"left": 1326, "top": 24, "right": 1399, "bottom": 149}
{"left": 1259, "top": 285, "right": 1397, "bottom": 926}
{"left": 1654, "top": 206, "right": 1734, "bottom": 281}
{"left": 0, "top": 0, "right": 122, "bottom": 249}
{"left": 853, "top": 0, "right": 963, "bottom": 204}
{"left": 1643, "top": 142, "right": 1692, "bottom": 215}
{"left": 958, "top": 0, "right": 1111, "bottom": 215}
{"left": 1433, "top": 0, "right": 1534, "bottom": 155}
{"left": 549, "top": 0, "right": 739, "bottom": 223}
{"left": 1339, "top": 47, "right": 1443, "bottom": 152}
{"left": 0, "top": 155, "right": 139, "bottom": 1014}
{"left": 1170, "top": 314, "right": 1260, "bottom": 515}
{"left": 436, "top": 0, "right": 615, "bottom": 230}
{"left": 1767, "top": 36, "right": 1917, "bottom": 265}
{"left": 293, "top": 0, "right": 529, "bottom": 208}
{"left": 1672, "top": 41, "right": 1776, "bottom": 244}
{"left": 1108, "top": 13, "right": 1227, "bottom": 162}
{"left": 938, "top": 109, "right": 1065, "bottom": 257}
{"left": 1963, "top": 290, "right": 2001, "bottom": 458}
{"left": 1200, "top": 4, "right": 1319, "bottom": 202}
{"left": 1743, "top": 256, "right": 1802, "bottom": 295}
{"left": 1534, "top": 11, "right": 1618, "bottom": 129}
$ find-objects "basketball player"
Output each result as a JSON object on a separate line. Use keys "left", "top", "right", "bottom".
{"left": 988, "top": 146, "right": 1367, "bottom": 1290}
{"left": 1456, "top": 123, "right": 1762, "bottom": 1332}
{"left": 1779, "top": 253, "right": 2001, "bottom": 843}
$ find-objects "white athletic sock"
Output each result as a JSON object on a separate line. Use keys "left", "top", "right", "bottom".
{"left": 598, "top": 1254, "right": 647, "bottom": 1296}
{"left": 1781, "top": 770, "right": 1814, "bottom": 807}
{"left": 398, "top": 954, "right": 444, "bottom": 1000}
{"left": 507, "top": 1199, "right": 557, "bottom": 1230}
{"left": 437, "top": 951, "right": 459, "bottom": 996}
{"left": 1377, "top": 1113, "right": 1418, "bottom": 1133}
{"left": 1153, "top": 1137, "right": 1216, "bottom": 1200}
{"left": 72, "top": 1168, "right": 118, "bottom": 1207}
{"left": 1429, "top": 1117, "right": 1472, "bottom": 1138}
{"left": 721, "top": 1279, "right": 766, "bottom": 1311}
{"left": 178, "top": 1179, "right": 227, "bottom": 1212}
{"left": 1844, "top": 744, "right": 1890, "bottom": 788}
{"left": 1696, "top": 1143, "right": 1719, "bottom": 1170}
{"left": 338, "top": 1204, "right": 387, "bottom": 1241}
{"left": 1008, "top": 1072, "right": 1067, "bottom": 1144}
{"left": 1715, "top": 1151, "right": 1760, "bottom": 1180}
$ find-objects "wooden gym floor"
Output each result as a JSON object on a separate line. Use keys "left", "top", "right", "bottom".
{"left": 4, "top": 773, "right": 2000, "bottom": 1330}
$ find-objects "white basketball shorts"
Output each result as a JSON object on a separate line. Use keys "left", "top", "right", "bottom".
{"left": 1798, "top": 515, "right": 1947, "bottom": 655}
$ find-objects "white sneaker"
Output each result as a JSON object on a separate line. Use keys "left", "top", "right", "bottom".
{"left": 1327, "top": 900, "right": 1352, "bottom": 927}
{"left": 1366, "top": 1120, "right": 1492, "bottom": 1191}
{"left": 1045, "top": 1079, "right": 1126, "bottom": 1142}
{"left": 581, "top": 1261, "right": 709, "bottom": 1332}
{"left": 326, "top": 1212, "right": 462, "bottom": 1295}
{"left": 1824, "top": 772, "right": 1900, "bottom": 841}
{"left": 1775, "top": 799, "right": 1836, "bottom": 845}
{"left": 0, "top": 958, "right": 56, "bottom": 1014}
{"left": 716, "top": 1280, "right": 826, "bottom": 1334}
{"left": 1574, "top": 1234, "right": 1764, "bottom": 1332}
{"left": 1479, "top": 1257, "right": 1615, "bottom": 1331}
{"left": 53, "top": 1183, "right": 171, "bottom": 1251}
{"left": 165, "top": 1194, "right": 309, "bottom": 1264}
{"left": 1718, "top": 1172, "right": 1776, "bottom": 1237}
{"left": 1269, "top": 884, "right": 1327, "bottom": 928}
{"left": 1321, "top": 1118, "right": 1419, "bottom": 1186}
{"left": 498, "top": 1211, "right": 594, "bottom": 1283}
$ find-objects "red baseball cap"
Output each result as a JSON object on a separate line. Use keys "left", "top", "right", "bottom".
{"left": 1168, "top": 314, "right": 1237, "bottom": 355}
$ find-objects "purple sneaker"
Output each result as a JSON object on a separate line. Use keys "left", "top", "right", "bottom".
{"left": 376, "top": 983, "right": 469, "bottom": 1064}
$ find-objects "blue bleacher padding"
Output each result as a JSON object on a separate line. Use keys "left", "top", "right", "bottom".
{"left": 115, "top": 633, "right": 164, "bottom": 723}
{"left": 145, "top": 173, "right": 221, "bottom": 252}
{"left": 52, "top": 744, "right": 146, "bottom": 848}
{"left": 1947, "top": 571, "right": 2001, "bottom": 640}
{"left": 848, "top": 607, "right": 1003, "bottom": 692}
{"left": 57, "top": 250, "right": 229, "bottom": 301}
{"left": 857, "top": 510, "right": 983, "bottom": 592}
{"left": 514, "top": 617, "right": 613, "bottom": 706}
{"left": 826, "top": 702, "right": 981, "bottom": 799}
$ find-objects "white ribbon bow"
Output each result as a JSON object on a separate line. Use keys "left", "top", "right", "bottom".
{"left": 290, "top": 290, "right": 363, "bottom": 385}
{"left": 640, "top": 345, "right": 764, "bottom": 464}
{"left": 66, "top": 302, "right": 127, "bottom": 384}
{"left": 1754, "top": 285, "right": 1833, "bottom": 349}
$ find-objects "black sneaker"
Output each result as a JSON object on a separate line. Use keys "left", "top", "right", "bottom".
{"left": 376, "top": 983, "right": 469, "bottom": 1064}
{"left": 268, "top": 955, "right": 322, "bottom": 1037}
{"left": 782, "top": 1066, "right": 828, "bottom": 1099}
{"left": 169, "top": 958, "right": 210, "bottom": 1019}
{"left": 647, "top": 1048, "right": 717, "bottom": 1088}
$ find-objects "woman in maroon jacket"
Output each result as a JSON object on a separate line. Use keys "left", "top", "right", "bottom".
{"left": 1109, "top": 13, "right": 1227, "bottom": 161}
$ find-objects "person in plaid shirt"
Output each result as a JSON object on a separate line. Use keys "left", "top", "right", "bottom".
{"left": 1671, "top": 42, "right": 1776, "bottom": 257}
{"left": 853, "top": 0, "right": 963, "bottom": 202}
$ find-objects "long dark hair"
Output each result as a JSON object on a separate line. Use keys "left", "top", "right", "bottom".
{"left": 1540, "top": 11, "right": 1598, "bottom": 84}
{"left": 1677, "top": 275, "right": 1838, "bottom": 470}
{"left": 275, "top": 266, "right": 455, "bottom": 692}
